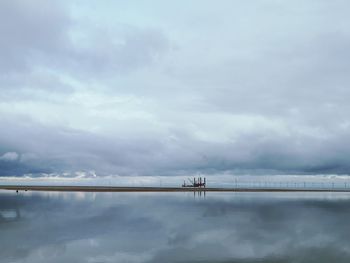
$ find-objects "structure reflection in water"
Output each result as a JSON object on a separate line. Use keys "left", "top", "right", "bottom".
{"left": 1, "top": 190, "right": 350, "bottom": 263}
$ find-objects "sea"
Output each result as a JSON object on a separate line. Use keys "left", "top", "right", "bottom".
{"left": 1, "top": 187, "right": 350, "bottom": 263}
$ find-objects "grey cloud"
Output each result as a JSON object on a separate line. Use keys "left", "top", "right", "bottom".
{"left": 0, "top": 0, "right": 169, "bottom": 75}
{"left": 2, "top": 113, "right": 350, "bottom": 176}
{"left": 1, "top": 1, "right": 350, "bottom": 176}
{"left": 0, "top": 0, "right": 170, "bottom": 95}
{"left": 0, "top": 0, "right": 70, "bottom": 74}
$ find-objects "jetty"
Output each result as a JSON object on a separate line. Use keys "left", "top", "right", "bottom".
{"left": 1, "top": 185, "right": 350, "bottom": 193}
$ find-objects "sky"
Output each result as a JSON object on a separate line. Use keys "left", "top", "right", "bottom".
{"left": 1, "top": 0, "right": 350, "bottom": 177}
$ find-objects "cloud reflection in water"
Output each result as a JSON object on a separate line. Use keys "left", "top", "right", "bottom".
{"left": 1, "top": 191, "right": 350, "bottom": 263}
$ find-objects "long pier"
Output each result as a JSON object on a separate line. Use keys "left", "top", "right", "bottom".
{"left": 1, "top": 185, "right": 350, "bottom": 193}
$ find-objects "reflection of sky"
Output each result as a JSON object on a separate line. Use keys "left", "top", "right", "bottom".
{"left": 1, "top": 191, "right": 350, "bottom": 262}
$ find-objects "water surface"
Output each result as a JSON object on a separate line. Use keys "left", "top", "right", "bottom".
{"left": 1, "top": 190, "right": 350, "bottom": 262}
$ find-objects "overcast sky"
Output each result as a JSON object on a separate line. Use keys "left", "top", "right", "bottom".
{"left": 1, "top": 0, "right": 350, "bottom": 176}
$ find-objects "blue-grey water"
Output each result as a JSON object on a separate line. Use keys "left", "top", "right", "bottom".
{"left": 1, "top": 190, "right": 350, "bottom": 263}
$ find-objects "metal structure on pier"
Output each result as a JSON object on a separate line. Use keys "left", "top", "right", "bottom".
{"left": 182, "top": 177, "right": 206, "bottom": 188}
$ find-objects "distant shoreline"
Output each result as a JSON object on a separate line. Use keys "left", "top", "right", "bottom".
{"left": 1, "top": 185, "right": 350, "bottom": 193}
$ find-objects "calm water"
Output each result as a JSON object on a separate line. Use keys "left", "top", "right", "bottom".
{"left": 1, "top": 190, "right": 350, "bottom": 263}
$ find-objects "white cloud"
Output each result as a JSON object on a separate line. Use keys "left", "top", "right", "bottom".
{"left": 0, "top": 152, "right": 19, "bottom": 161}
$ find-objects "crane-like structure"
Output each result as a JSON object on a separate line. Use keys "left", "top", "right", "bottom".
{"left": 182, "top": 177, "right": 206, "bottom": 188}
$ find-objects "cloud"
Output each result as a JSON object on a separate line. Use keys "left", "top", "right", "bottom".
{"left": 0, "top": 0, "right": 170, "bottom": 97}
{"left": 67, "top": 25, "right": 170, "bottom": 77}
{"left": 0, "top": 0, "right": 71, "bottom": 74}
{"left": 0, "top": 152, "right": 19, "bottom": 162}
{"left": 1, "top": 0, "right": 350, "bottom": 176}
